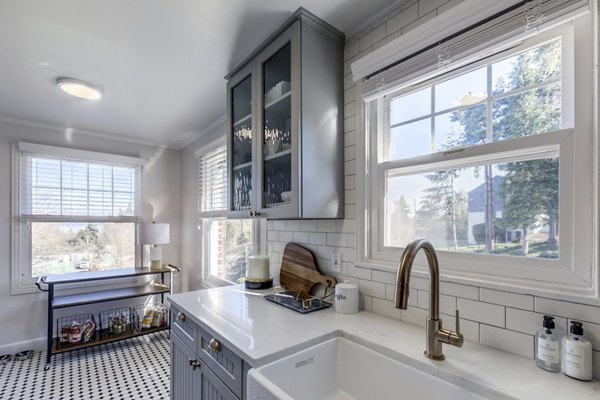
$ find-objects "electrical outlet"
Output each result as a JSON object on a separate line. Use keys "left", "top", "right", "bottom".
{"left": 330, "top": 250, "right": 341, "bottom": 273}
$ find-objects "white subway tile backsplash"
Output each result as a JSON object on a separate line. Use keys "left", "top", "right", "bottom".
{"left": 359, "top": 279, "right": 386, "bottom": 299}
{"left": 273, "top": 220, "right": 286, "bottom": 231}
{"left": 480, "top": 288, "right": 534, "bottom": 310}
{"left": 344, "top": 101, "right": 356, "bottom": 119}
{"left": 347, "top": 264, "right": 371, "bottom": 280}
{"left": 337, "top": 219, "right": 356, "bottom": 234}
{"left": 506, "top": 308, "right": 567, "bottom": 336}
{"left": 285, "top": 220, "right": 301, "bottom": 232}
{"left": 327, "top": 233, "right": 346, "bottom": 247}
{"left": 400, "top": 306, "right": 428, "bottom": 328}
{"left": 308, "top": 232, "right": 327, "bottom": 245}
{"left": 358, "top": 24, "right": 385, "bottom": 52}
{"left": 344, "top": 175, "right": 356, "bottom": 190}
{"left": 418, "top": 291, "right": 457, "bottom": 316}
{"left": 344, "top": 146, "right": 356, "bottom": 163}
{"left": 317, "top": 220, "right": 337, "bottom": 233}
{"left": 360, "top": 294, "right": 373, "bottom": 312}
{"left": 372, "top": 270, "right": 396, "bottom": 284}
{"left": 372, "top": 297, "right": 402, "bottom": 320}
{"left": 344, "top": 159, "right": 356, "bottom": 176}
{"left": 480, "top": 325, "right": 534, "bottom": 359}
{"left": 267, "top": 230, "right": 279, "bottom": 241}
{"left": 293, "top": 231, "right": 309, "bottom": 244}
{"left": 344, "top": 39, "right": 359, "bottom": 61}
{"left": 344, "top": 132, "right": 356, "bottom": 147}
{"left": 535, "top": 298, "right": 600, "bottom": 325}
{"left": 344, "top": 204, "right": 356, "bottom": 218}
{"left": 418, "top": 0, "right": 447, "bottom": 16}
{"left": 410, "top": 276, "right": 430, "bottom": 291}
{"left": 386, "top": 2, "right": 418, "bottom": 35}
{"left": 300, "top": 220, "right": 317, "bottom": 232}
{"left": 458, "top": 298, "right": 505, "bottom": 327}
{"left": 455, "top": 318, "right": 480, "bottom": 343}
{"left": 339, "top": 247, "right": 356, "bottom": 263}
{"left": 279, "top": 231, "right": 293, "bottom": 243}
{"left": 344, "top": 116, "right": 356, "bottom": 133}
{"left": 439, "top": 281, "right": 479, "bottom": 300}
{"left": 344, "top": 86, "right": 356, "bottom": 104}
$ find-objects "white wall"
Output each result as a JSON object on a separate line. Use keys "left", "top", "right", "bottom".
{"left": 266, "top": 0, "right": 600, "bottom": 376}
{"left": 179, "top": 120, "right": 227, "bottom": 292}
{"left": 0, "top": 119, "right": 181, "bottom": 352}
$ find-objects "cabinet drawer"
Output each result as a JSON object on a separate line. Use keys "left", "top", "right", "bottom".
{"left": 197, "top": 325, "right": 243, "bottom": 398}
{"left": 171, "top": 304, "right": 197, "bottom": 350}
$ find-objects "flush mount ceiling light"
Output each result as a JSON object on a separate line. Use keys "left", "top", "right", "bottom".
{"left": 56, "top": 78, "right": 103, "bottom": 100}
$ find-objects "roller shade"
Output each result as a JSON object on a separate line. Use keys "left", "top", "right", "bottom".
{"left": 19, "top": 151, "right": 142, "bottom": 222}
{"left": 357, "top": 0, "right": 589, "bottom": 102}
{"left": 197, "top": 143, "right": 227, "bottom": 217}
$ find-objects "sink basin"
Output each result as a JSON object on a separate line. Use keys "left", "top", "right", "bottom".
{"left": 248, "top": 337, "right": 490, "bottom": 400}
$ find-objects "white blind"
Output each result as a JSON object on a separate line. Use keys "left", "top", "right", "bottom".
{"left": 19, "top": 152, "right": 141, "bottom": 221}
{"left": 197, "top": 144, "right": 227, "bottom": 216}
{"left": 360, "top": 0, "right": 589, "bottom": 101}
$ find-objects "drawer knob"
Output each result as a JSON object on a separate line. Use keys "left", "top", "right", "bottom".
{"left": 177, "top": 312, "right": 186, "bottom": 322}
{"left": 209, "top": 338, "right": 222, "bottom": 353}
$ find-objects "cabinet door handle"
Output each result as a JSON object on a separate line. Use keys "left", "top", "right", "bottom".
{"left": 208, "top": 338, "right": 222, "bottom": 353}
{"left": 177, "top": 312, "right": 186, "bottom": 322}
{"left": 188, "top": 358, "right": 201, "bottom": 370}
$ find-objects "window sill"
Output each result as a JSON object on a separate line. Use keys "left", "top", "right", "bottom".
{"left": 355, "top": 258, "right": 600, "bottom": 307}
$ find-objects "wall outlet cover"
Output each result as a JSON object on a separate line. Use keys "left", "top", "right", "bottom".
{"left": 330, "top": 250, "right": 341, "bottom": 273}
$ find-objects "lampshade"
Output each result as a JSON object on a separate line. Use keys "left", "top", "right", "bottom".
{"left": 139, "top": 223, "right": 170, "bottom": 245}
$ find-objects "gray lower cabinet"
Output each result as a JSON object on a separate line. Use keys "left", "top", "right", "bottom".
{"left": 170, "top": 310, "right": 247, "bottom": 400}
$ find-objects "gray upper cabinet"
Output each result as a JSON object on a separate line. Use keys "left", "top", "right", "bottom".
{"left": 226, "top": 8, "right": 345, "bottom": 219}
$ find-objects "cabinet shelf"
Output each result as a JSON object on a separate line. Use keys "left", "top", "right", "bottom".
{"left": 264, "top": 91, "right": 291, "bottom": 109}
{"left": 233, "top": 113, "right": 252, "bottom": 127}
{"left": 52, "top": 285, "right": 170, "bottom": 309}
{"left": 232, "top": 161, "right": 252, "bottom": 171}
{"left": 51, "top": 326, "right": 169, "bottom": 354}
{"left": 264, "top": 149, "right": 292, "bottom": 161}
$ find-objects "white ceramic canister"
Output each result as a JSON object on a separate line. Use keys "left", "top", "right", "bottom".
{"left": 335, "top": 281, "right": 359, "bottom": 314}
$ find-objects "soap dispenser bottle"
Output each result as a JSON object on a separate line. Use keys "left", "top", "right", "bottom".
{"left": 535, "top": 315, "right": 561, "bottom": 372}
{"left": 561, "top": 321, "right": 593, "bottom": 381}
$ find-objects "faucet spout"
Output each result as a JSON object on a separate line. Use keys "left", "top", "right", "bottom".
{"left": 394, "top": 239, "right": 462, "bottom": 360}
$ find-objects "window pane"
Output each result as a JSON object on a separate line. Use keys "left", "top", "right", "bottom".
{"left": 493, "top": 83, "right": 561, "bottom": 141}
{"left": 385, "top": 157, "right": 559, "bottom": 259}
{"left": 206, "top": 219, "right": 253, "bottom": 283}
{"left": 389, "top": 118, "right": 431, "bottom": 160}
{"left": 435, "top": 104, "right": 486, "bottom": 152}
{"left": 492, "top": 39, "right": 561, "bottom": 95}
{"left": 31, "top": 222, "right": 135, "bottom": 277}
{"left": 435, "top": 67, "right": 487, "bottom": 111}
{"left": 390, "top": 87, "right": 431, "bottom": 125}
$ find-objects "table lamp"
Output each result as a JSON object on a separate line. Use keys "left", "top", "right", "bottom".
{"left": 139, "top": 222, "right": 170, "bottom": 270}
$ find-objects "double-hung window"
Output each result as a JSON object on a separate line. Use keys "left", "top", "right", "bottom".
{"left": 12, "top": 142, "right": 143, "bottom": 293}
{"left": 197, "top": 139, "right": 254, "bottom": 286}
{"left": 357, "top": 4, "right": 595, "bottom": 296}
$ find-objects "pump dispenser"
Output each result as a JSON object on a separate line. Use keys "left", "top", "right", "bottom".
{"left": 562, "top": 321, "right": 593, "bottom": 381}
{"left": 535, "top": 315, "right": 561, "bottom": 372}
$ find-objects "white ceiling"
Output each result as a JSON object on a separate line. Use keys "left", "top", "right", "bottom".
{"left": 0, "top": 0, "right": 397, "bottom": 149}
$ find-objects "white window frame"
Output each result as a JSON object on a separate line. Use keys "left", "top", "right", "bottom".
{"left": 196, "top": 138, "right": 265, "bottom": 288}
{"left": 11, "top": 142, "right": 145, "bottom": 294}
{"left": 356, "top": 18, "right": 598, "bottom": 299}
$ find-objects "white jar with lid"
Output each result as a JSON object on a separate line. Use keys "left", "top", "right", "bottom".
{"left": 335, "top": 281, "right": 359, "bottom": 314}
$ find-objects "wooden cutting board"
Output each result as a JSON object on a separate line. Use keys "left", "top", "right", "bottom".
{"left": 280, "top": 243, "right": 336, "bottom": 299}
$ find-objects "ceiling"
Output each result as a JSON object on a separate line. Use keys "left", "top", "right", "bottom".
{"left": 0, "top": 0, "right": 397, "bottom": 149}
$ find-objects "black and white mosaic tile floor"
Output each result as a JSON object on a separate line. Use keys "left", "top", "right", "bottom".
{"left": 0, "top": 331, "right": 169, "bottom": 400}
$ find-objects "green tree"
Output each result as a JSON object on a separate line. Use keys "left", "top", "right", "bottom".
{"left": 68, "top": 224, "right": 102, "bottom": 261}
{"left": 422, "top": 170, "right": 462, "bottom": 250}
{"left": 494, "top": 40, "right": 561, "bottom": 254}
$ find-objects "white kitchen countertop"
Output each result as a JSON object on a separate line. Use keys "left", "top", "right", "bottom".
{"left": 168, "top": 285, "right": 600, "bottom": 400}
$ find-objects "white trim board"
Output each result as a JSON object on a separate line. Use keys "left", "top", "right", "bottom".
{"left": 350, "top": 0, "right": 523, "bottom": 82}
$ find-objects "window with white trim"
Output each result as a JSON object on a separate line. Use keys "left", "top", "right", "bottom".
{"left": 197, "top": 139, "right": 254, "bottom": 285}
{"left": 12, "top": 143, "right": 143, "bottom": 293}
{"left": 358, "top": 13, "right": 595, "bottom": 296}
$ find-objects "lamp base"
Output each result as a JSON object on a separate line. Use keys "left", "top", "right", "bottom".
{"left": 150, "top": 259, "right": 163, "bottom": 270}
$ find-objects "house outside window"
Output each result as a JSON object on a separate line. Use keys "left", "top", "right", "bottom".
{"left": 12, "top": 142, "right": 143, "bottom": 294}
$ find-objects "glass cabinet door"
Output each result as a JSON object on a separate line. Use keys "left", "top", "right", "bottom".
{"left": 261, "top": 42, "right": 292, "bottom": 211}
{"left": 230, "top": 75, "right": 253, "bottom": 212}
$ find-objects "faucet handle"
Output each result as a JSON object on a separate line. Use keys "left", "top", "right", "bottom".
{"left": 455, "top": 309, "right": 461, "bottom": 335}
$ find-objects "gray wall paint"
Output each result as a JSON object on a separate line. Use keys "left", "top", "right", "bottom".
{"left": 0, "top": 119, "right": 181, "bottom": 352}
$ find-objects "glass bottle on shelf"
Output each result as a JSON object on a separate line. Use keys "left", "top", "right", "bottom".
{"left": 262, "top": 43, "right": 292, "bottom": 209}
{"left": 231, "top": 75, "right": 253, "bottom": 211}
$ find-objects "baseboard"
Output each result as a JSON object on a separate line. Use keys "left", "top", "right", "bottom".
{"left": 0, "top": 337, "right": 46, "bottom": 354}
